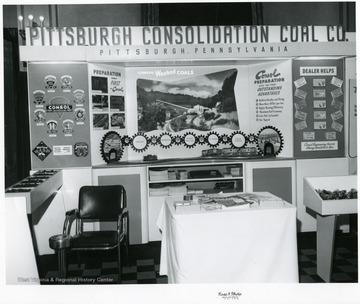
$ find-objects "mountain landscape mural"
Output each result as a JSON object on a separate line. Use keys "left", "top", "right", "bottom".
{"left": 137, "top": 69, "right": 239, "bottom": 132}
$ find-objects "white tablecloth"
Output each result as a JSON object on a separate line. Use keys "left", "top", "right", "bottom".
{"left": 156, "top": 192, "right": 299, "bottom": 283}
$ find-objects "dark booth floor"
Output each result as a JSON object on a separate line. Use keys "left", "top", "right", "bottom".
{"left": 37, "top": 232, "right": 358, "bottom": 284}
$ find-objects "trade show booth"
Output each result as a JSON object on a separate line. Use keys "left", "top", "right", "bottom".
{"left": 5, "top": 23, "right": 357, "bottom": 284}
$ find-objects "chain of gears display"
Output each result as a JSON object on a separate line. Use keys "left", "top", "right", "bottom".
{"left": 100, "top": 127, "right": 284, "bottom": 162}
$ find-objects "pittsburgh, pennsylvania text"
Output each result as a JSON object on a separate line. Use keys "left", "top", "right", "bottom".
{"left": 98, "top": 45, "right": 289, "bottom": 57}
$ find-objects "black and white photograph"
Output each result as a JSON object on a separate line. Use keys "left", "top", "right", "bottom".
{"left": 1, "top": 1, "right": 358, "bottom": 304}
{"left": 110, "top": 95, "right": 125, "bottom": 112}
{"left": 137, "top": 69, "right": 239, "bottom": 132}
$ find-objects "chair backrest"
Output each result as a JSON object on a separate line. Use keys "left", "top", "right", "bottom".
{"left": 78, "top": 185, "right": 126, "bottom": 220}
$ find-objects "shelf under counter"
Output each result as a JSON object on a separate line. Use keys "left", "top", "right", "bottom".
{"left": 148, "top": 176, "right": 243, "bottom": 184}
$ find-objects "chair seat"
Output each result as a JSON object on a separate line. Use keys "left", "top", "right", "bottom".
{"left": 71, "top": 231, "right": 120, "bottom": 249}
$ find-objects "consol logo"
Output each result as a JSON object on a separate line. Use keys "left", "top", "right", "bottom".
{"left": 255, "top": 68, "right": 281, "bottom": 80}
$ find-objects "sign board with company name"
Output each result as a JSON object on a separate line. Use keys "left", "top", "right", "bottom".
{"left": 20, "top": 25, "right": 356, "bottom": 62}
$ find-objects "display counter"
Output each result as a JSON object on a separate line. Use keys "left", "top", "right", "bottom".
{"left": 5, "top": 170, "right": 63, "bottom": 284}
{"left": 304, "top": 175, "right": 357, "bottom": 282}
{"left": 6, "top": 170, "right": 63, "bottom": 214}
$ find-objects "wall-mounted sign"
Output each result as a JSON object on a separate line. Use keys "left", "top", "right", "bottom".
{"left": 26, "top": 26, "right": 348, "bottom": 47}
{"left": 53, "top": 145, "right": 73, "bottom": 156}
{"left": 20, "top": 26, "right": 355, "bottom": 62}
{"left": 292, "top": 58, "right": 345, "bottom": 158}
{"left": 28, "top": 63, "right": 91, "bottom": 169}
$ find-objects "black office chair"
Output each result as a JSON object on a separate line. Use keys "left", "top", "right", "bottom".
{"left": 63, "top": 185, "right": 129, "bottom": 283}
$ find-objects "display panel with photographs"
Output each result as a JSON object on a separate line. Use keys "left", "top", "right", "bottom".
{"left": 292, "top": 59, "right": 345, "bottom": 158}
{"left": 89, "top": 64, "right": 126, "bottom": 134}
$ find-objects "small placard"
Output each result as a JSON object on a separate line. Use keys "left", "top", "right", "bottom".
{"left": 53, "top": 145, "right": 73, "bottom": 156}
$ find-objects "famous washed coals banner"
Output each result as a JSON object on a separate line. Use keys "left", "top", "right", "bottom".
{"left": 137, "top": 69, "right": 239, "bottom": 132}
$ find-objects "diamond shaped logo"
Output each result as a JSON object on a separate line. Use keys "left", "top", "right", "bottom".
{"left": 32, "top": 141, "right": 52, "bottom": 161}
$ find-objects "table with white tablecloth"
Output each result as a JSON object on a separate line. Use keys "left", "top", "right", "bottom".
{"left": 156, "top": 192, "right": 299, "bottom": 284}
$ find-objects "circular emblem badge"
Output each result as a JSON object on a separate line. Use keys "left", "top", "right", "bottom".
{"left": 256, "top": 126, "right": 284, "bottom": 156}
{"left": 100, "top": 131, "right": 123, "bottom": 163}
{"left": 183, "top": 132, "right": 197, "bottom": 149}
{"left": 206, "top": 132, "right": 220, "bottom": 147}
{"left": 230, "top": 131, "right": 247, "bottom": 148}
{"left": 74, "top": 142, "right": 89, "bottom": 157}
{"left": 159, "top": 133, "right": 173, "bottom": 149}
{"left": 131, "top": 133, "right": 149, "bottom": 153}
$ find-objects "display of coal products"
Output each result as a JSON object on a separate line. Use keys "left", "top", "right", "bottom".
{"left": 315, "top": 188, "right": 358, "bottom": 200}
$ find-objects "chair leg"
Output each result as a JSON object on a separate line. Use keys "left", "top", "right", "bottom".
{"left": 117, "top": 245, "right": 122, "bottom": 283}
{"left": 124, "top": 237, "right": 130, "bottom": 266}
{"left": 76, "top": 252, "right": 81, "bottom": 268}
{"left": 126, "top": 214, "right": 130, "bottom": 266}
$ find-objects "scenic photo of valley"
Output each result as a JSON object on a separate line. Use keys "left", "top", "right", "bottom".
{"left": 137, "top": 69, "right": 240, "bottom": 132}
